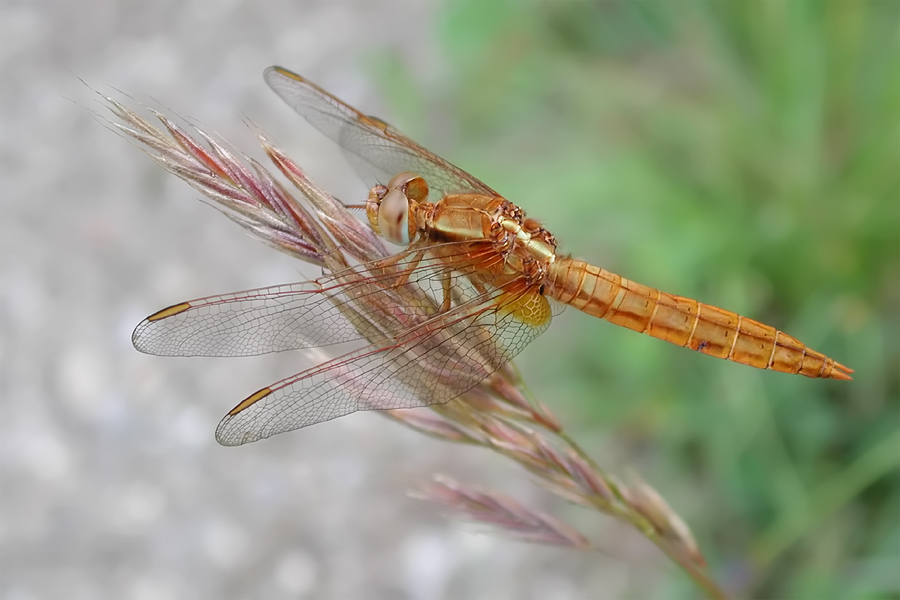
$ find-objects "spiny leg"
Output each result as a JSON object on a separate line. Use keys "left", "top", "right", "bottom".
{"left": 370, "top": 246, "right": 427, "bottom": 289}
{"left": 439, "top": 269, "right": 453, "bottom": 313}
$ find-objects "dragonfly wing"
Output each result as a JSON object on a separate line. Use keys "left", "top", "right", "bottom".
{"left": 133, "top": 242, "right": 501, "bottom": 357}
{"left": 132, "top": 280, "right": 366, "bottom": 357}
{"left": 214, "top": 281, "right": 553, "bottom": 445}
{"left": 264, "top": 66, "right": 498, "bottom": 200}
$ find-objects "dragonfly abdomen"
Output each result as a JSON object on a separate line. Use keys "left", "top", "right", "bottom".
{"left": 547, "top": 259, "right": 852, "bottom": 380}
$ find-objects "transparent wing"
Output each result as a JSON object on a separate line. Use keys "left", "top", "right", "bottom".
{"left": 214, "top": 281, "right": 553, "bottom": 445}
{"left": 264, "top": 66, "right": 498, "bottom": 200}
{"left": 132, "top": 242, "right": 502, "bottom": 357}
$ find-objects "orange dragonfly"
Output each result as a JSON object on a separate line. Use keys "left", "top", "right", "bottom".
{"left": 134, "top": 66, "right": 852, "bottom": 446}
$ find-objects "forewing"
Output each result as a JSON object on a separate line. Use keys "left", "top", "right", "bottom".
{"left": 214, "top": 283, "right": 552, "bottom": 445}
{"left": 132, "top": 243, "right": 498, "bottom": 357}
{"left": 264, "top": 66, "right": 498, "bottom": 200}
{"left": 132, "top": 281, "right": 363, "bottom": 357}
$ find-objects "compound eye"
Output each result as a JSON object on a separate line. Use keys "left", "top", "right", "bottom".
{"left": 377, "top": 188, "right": 410, "bottom": 245}
{"left": 403, "top": 176, "right": 429, "bottom": 203}
{"left": 387, "top": 172, "right": 429, "bottom": 203}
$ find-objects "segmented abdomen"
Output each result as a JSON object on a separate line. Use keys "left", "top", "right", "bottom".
{"left": 547, "top": 259, "right": 852, "bottom": 380}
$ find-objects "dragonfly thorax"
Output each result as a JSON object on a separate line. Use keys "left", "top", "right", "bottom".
{"left": 495, "top": 212, "right": 558, "bottom": 266}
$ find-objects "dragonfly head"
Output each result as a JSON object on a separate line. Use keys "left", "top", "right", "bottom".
{"left": 366, "top": 172, "right": 428, "bottom": 246}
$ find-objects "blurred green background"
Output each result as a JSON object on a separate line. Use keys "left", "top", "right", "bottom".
{"left": 371, "top": 0, "right": 898, "bottom": 597}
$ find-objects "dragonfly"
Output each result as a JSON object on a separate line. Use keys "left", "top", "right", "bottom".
{"left": 133, "top": 66, "right": 853, "bottom": 446}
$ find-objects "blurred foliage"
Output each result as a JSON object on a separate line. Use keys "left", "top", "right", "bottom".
{"left": 370, "top": 0, "right": 898, "bottom": 597}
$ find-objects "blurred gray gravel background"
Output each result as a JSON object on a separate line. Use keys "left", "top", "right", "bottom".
{"left": 1, "top": 1, "right": 658, "bottom": 598}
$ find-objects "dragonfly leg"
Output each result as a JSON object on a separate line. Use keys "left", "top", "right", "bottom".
{"left": 439, "top": 270, "right": 453, "bottom": 313}
{"left": 470, "top": 279, "right": 489, "bottom": 295}
{"left": 366, "top": 246, "right": 427, "bottom": 289}
{"left": 388, "top": 249, "right": 427, "bottom": 288}
{"left": 372, "top": 250, "right": 409, "bottom": 270}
